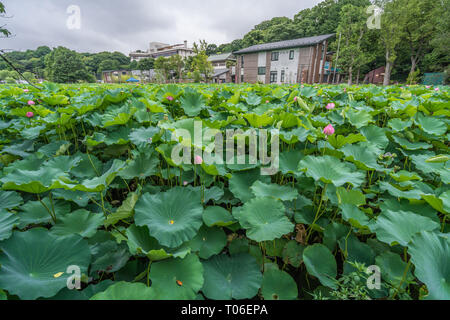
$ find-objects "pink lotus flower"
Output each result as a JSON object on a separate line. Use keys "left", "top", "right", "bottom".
{"left": 266, "top": 100, "right": 269, "bottom": 104}
{"left": 194, "top": 155, "right": 203, "bottom": 165}
{"left": 26, "top": 112, "right": 34, "bottom": 118}
{"left": 23, "top": 89, "right": 29, "bottom": 93}
{"left": 323, "top": 124, "right": 335, "bottom": 136}
{"left": 166, "top": 96, "right": 174, "bottom": 101}
{"left": 183, "top": 181, "right": 188, "bottom": 186}
{"left": 326, "top": 103, "right": 335, "bottom": 110}
{"left": 343, "top": 88, "right": 347, "bottom": 92}
{"left": 294, "top": 96, "right": 298, "bottom": 102}
{"left": 426, "top": 85, "right": 431, "bottom": 89}
{"left": 27, "top": 100, "right": 35, "bottom": 105}
{"left": 435, "top": 88, "right": 440, "bottom": 91}
{"left": 301, "top": 85, "right": 304, "bottom": 88}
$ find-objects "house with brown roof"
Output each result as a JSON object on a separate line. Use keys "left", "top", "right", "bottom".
{"left": 233, "top": 34, "right": 334, "bottom": 84}
{"left": 208, "top": 53, "right": 236, "bottom": 83}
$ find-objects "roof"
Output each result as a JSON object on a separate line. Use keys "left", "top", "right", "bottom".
{"left": 233, "top": 34, "right": 335, "bottom": 55}
{"left": 212, "top": 68, "right": 230, "bottom": 77}
{"left": 208, "top": 53, "right": 235, "bottom": 62}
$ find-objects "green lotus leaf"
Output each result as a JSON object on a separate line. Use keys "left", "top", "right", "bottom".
{"left": 203, "top": 206, "right": 236, "bottom": 227}
{"left": 360, "top": 125, "right": 389, "bottom": 150}
{"left": 188, "top": 225, "right": 227, "bottom": 259}
{"left": 261, "top": 269, "right": 298, "bottom": 300}
{"left": 134, "top": 187, "right": 203, "bottom": 248}
{"left": 421, "top": 194, "right": 448, "bottom": 214}
{"left": 391, "top": 135, "right": 432, "bottom": 151}
{"left": 303, "top": 244, "right": 337, "bottom": 289}
{"left": 49, "top": 280, "right": 114, "bottom": 300}
{"left": 340, "top": 203, "right": 370, "bottom": 228}
{"left": 327, "top": 133, "right": 366, "bottom": 149}
{"left": 0, "top": 210, "right": 19, "bottom": 241}
{"left": 375, "top": 251, "right": 414, "bottom": 288}
{"left": 390, "top": 170, "right": 422, "bottom": 182}
{"left": 279, "top": 150, "right": 304, "bottom": 174}
{"left": 0, "top": 289, "right": 6, "bottom": 300}
{"left": 150, "top": 254, "right": 204, "bottom": 300}
{"left": 279, "top": 127, "right": 309, "bottom": 144}
{"left": 378, "top": 181, "right": 423, "bottom": 200}
{"left": 233, "top": 197, "right": 294, "bottom": 242}
{"left": 104, "top": 190, "right": 140, "bottom": 227}
{"left": 346, "top": 109, "right": 372, "bottom": 128}
{"left": 51, "top": 209, "right": 104, "bottom": 238}
{"left": 91, "top": 281, "right": 157, "bottom": 300}
{"left": 425, "top": 154, "right": 450, "bottom": 163}
{"left": 180, "top": 89, "right": 206, "bottom": 116}
{"left": 388, "top": 118, "right": 413, "bottom": 132}
{"left": 0, "top": 191, "right": 23, "bottom": 210}
{"left": 409, "top": 231, "right": 450, "bottom": 300}
{"left": 298, "top": 155, "right": 365, "bottom": 187}
{"left": 229, "top": 168, "right": 270, "bottom": 203}
{"left": 129, "top": 126, "right": 160, "bottom": 148}
{"left": 0, "top": 228, "right": 91, "bottom": 300}
{"left": 415, "top": 113, "right": 447, "bottom": 136}
{"left": 243, "top": 113, "right": 274, "bottom": 127}
{"left": 282, "top": 240, "right": 305, "bottom": 268}
{"left": 52, "top": 189, "right": 93, "bottom": 207}
{"left": 201, "top": 253, "right": 262, "bottom": 300}
{"left": 372, "top": 209, "right": 440, "bottom": 246}
{"left": 18, "top": 198, "right": 71, "bottom": 228}
{"left": 125, "top": 224, "right": 190, "bottom": 261}
{"left": 74, "top": 159, "right": 125, "bottom": 192}
{"left": 323, "top": 222, "right": 350, "bottom": 252}
{"left": 250, "top": 181, "right": 298, "bottom": 201}
{"left": 338, "top": 234, "right": 376, "bottom": 273}
{"left": 336, "top": 187, "right": 366, "bottom": 206}
{"left": 119, "top": 151, "right": 159, "bottom": 179}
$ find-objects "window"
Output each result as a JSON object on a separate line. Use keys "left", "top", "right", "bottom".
{"left": 270, "top": 71, "right": 277, "bottom": 83}
{"left": 281, "top": 70, "right": 285, "bottom": 82}
{"left": 258, "top": 67, "right": 266, "bottom": 75}
{"left": 289, "top": 50, "right": 295, "bottom": 60}
{"left": 241, "top": 56, "right": 244, "bottom": 67}
{"left": 241, "top": 75, "right": 244, "bottom": 83}
{"left": 271, "top": 52, "right": 279, "bottom": 61}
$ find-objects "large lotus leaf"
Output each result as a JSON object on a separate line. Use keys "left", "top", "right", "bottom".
{"left": 150, "top": 254, "right": 204, "bottom": 300}
{"left": 18, "top": 198, "right": 71, "bottom": 228}
{"left": 360, "top": 125, "right": 389, "bottom": 150}
{"left": 302, "top": 244, "right": 337, "bottom": 289}
{"left": 380, "top": 198, "right": 440, "bottom": 223}
{"left": 203, "top": 206, "right": 236, "bottom": 227}
{"left": 0, "top": 228, "right": 91, "bottom": 300}
{"left": 391, "top": 135, "right": 432, "bottom": 151}
{"left": 88, "top": 232, "right": 130, "bottom": 275}
{"left": 250, "top": 181, "right": 298, "bottom": 201}
{"left": 52, "top": 189, "right": 94, "bottom": 207}
{"left": 409, "top": 231, "right": 450, "bottom": 300}
{"left": 375, "top": 251, "right": 414, "bottom": 288}
{"left": 372, "top": 209, "right": 440, "bottom": 246}
{"left": 129, "top": 126, "right": 160, "bottom": 148}
{"left": 74, "top": 159, "right": 125, "bottom": 192}
{"left": 188, "top": 225, "right": 227, "bottom": 259}
{"left": 0, "top": 210, "right": 19, "bottom": 241}
{"left": 327, "top": 133, "right": 366, "bottom": 149}
{"left": 279, "top": 127, "right": 309, "bottom": 144}
{"left": 336, "top": 187, "right": 366, "bottom": 206}
{"left": 104, "top": 190, "right": 140, "bottom": 227}
{"left": 341, "top": 143, "right": 383, "bottom": 171}
{"left": 91, "top": 282, "right": 157, "bottom": 300}
{"left": 0, "top": 191, "right": 23, "bottom": 209}
{"left": 279, "top": 150, "right": 304, "bottom": 174}
{"left": 378, "top": 181, "right": 423, "bottom": 200}
{"left": 388, "top": 118, "right": 413, "bottom": 132}
{"left": 233, "top": 197, "right": 294, "bottom": 242}
{"left": 415, "top": 113, "right": 447, "bottom": 136}
{"left": 119, "top": 151, "right": 159, "bottom": 179}
{"left": 70, "top": 153, "right": 103, "bottom": 179}
{"left": 229, "top": 168, "right": 271, "bottom": 203}
{"left": 338, "top": 235, "right": 376, "bottom": 273}
{"left": 180, "top": 89, "right": 206, "bottom": 116}
{"left": 201, "top": 253, "right": 262, "bottom": 300}
{"left": 134, "top": 187, "right": 203, "bottom": 248}
{"left": 340, "top": 204, "right": 370, "bottom": 229}
{"left": 323, "top": 222, "right": 350, "bottom": 252}
{"left": 51, "top": 209, "right": 104, "bottom": 238}
{"left": 261, "top": 269, "right": 298, "bottom": 300}
{"left": 346, "top": 109, "right": 372, "bottom": 128}
{"left": 298, "top": 155, "right": 365, "bottom": 187}
{"left": 125, "top": 224, "right": 190, "bottom": 261}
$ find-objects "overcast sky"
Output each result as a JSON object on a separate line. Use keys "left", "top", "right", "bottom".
{"left": 1, "top": 0, "right": 322, "bottom": 54}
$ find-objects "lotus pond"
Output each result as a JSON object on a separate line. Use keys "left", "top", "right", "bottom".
{"left": 0, "top": 82, "right": 448, "bottom": 300}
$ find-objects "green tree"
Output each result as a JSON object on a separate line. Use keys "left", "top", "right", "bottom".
{"left": 154, "top": 56, "right": 171, "bottom": 83}
{"left": 335, "top": 4, "right": 370, "bottom": 85}
{"left": 137, "top": 58, "right": 154, "bottom": 71}
{"left": 191, "top": 41, "right": 213, "bottom": 82}
{"left": 0, "top": 2, "right": 11, "bottom": 38}
{"left": 44, "top": 47, "right": 95, "bottom": 83}
{"left": 169, "top": 55, "right": 185, "bottom": 82}
{"left": 97, "top": 59, "right": 120, "bottom": 74}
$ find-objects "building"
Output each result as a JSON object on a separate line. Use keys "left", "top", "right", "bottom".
{"left": 233, "top": 34, "right": 334, "bottom": 84}
{"left": 130, "top": 41, "right": 195, "bottom": 62}
{"left": 102, "top": 70, "right": 132, "bottom": 83}
{"left": 208, "top": 53, "right": 236, "bottom": 83}
{"left": 363, "top": 66, "right": 385, "bottom": 84}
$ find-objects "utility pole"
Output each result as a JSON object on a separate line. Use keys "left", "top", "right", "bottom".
{"left": 332, "top": 32, "right": 341, "bottom": 85}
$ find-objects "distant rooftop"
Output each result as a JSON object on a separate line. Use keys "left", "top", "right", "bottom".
{"left": 208, "top": 52, "right": 235, "bottom": 62}
{"left": 233, "top": 34, "right": 335, "bottom": 55}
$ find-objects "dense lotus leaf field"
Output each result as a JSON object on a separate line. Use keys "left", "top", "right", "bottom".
{"left": 0, "top": 82, "right": 448, "bottom": 300}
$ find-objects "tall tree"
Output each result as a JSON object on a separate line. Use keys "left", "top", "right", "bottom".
{"left": 191, "top": 41, "right": 213, "bottom": 82}
{"left": 335, "top": 4, "right": 369, "bottom": 85}
{"left": 378, "top": 0, "right": 404, "bottom": 85}
{"left": 137, "top": 58, "right": 154, "bottom": 71}
{"left": 0, "top": 2, "right": 11, "bottom": 38}
{"left": 44, "top": 47, "right": 94, "bottom": 83}
{"left": 169, "top": 55, "right": 185, "bottom": 82}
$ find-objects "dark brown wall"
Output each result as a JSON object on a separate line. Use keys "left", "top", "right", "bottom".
{"left": 243, "top": 53, "right": 258, "bottom": 83}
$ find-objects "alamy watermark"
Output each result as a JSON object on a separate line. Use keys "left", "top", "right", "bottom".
{"left": 366, "top": 265, "right": 381, "bottom": 290}
{"left": 169, "top": 121, "right": 280, "bottom": 175}
{"left": 366, "top": 5, "right": 382, "bottom": 30}
{"left": 66, "top": 5, "right": 81, "bottom": 30}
